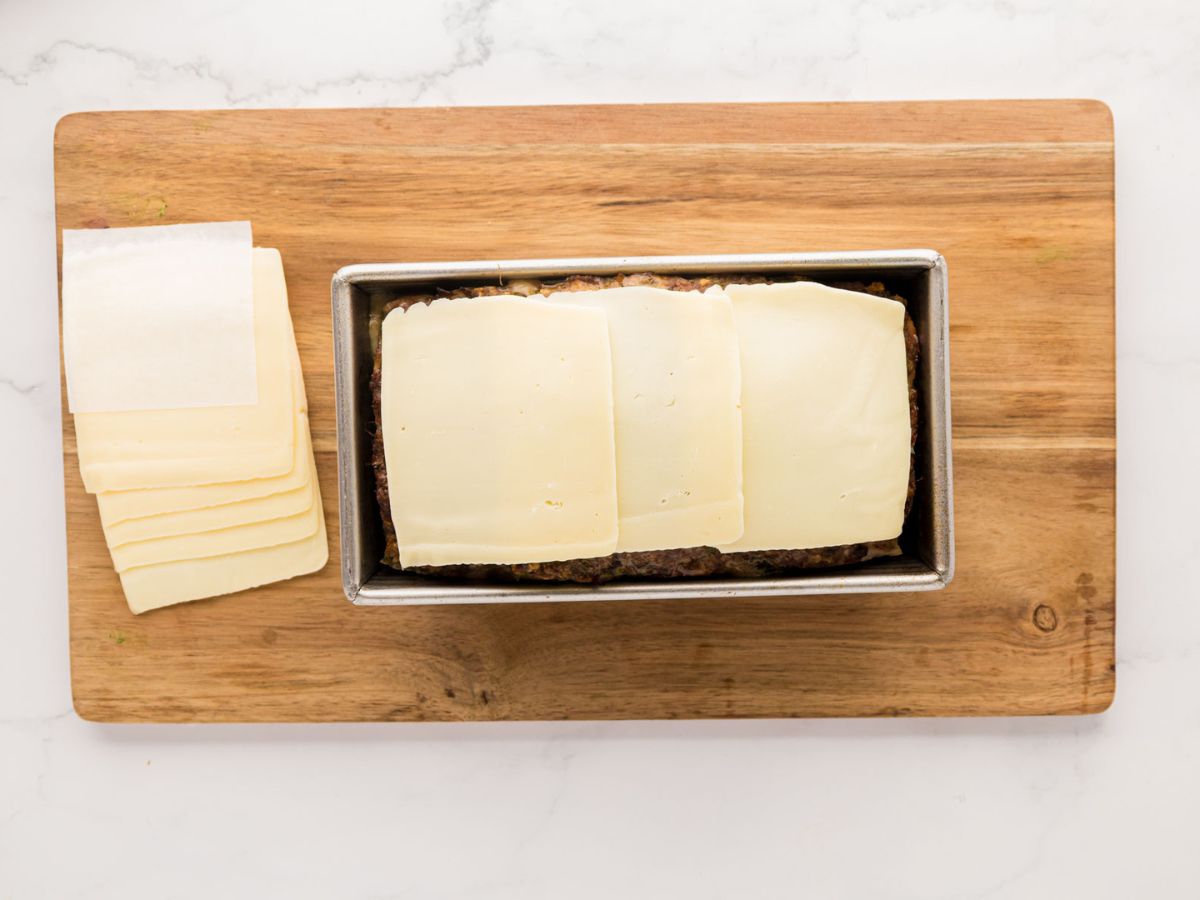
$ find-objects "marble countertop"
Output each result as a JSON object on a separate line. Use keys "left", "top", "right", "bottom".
{"left": 2, "top": 0, "right": 1196, "bottom": 896}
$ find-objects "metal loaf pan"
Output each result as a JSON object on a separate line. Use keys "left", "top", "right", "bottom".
{"left": 332, "top": 251, "right": 954, "bottom": 606}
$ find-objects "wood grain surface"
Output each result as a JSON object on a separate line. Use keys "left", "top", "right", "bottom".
{"left": 54, "top": 101, "right": 1115, "bottom": 722}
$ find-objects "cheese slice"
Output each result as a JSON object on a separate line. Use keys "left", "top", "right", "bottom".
{"left": 108, "top": 479, "right": 319, "bottom": 572}
{"left": 382, "top": 296, "right": 619, "bottom": 566}
{"left": 102, "top": 460, "right": 313, "bottom": 546}
{"left": 118, "top": 493, "right": 328, "bottom": 615}
{"left": 74, "top": 248, "right": 295, "bottom": 492}
{"left": 96, "top": 410, "right": 311, "bottom": 527}
{"left": 547, "top": 286, "right": 743, "bottom": 551}
{"left": 94, "top": 348, "right": 310, "bottom": 525}
{"left": 716, "top": 282, "right": 911, "bottom": 552}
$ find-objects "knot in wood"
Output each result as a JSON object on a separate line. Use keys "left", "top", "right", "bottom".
{"left": 1032, "top": 604, "right": 1059, "bottom": 633}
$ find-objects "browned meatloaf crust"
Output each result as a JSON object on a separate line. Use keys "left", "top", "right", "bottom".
{"left": 370, "top": 273, "right": 919, "bottom": 583}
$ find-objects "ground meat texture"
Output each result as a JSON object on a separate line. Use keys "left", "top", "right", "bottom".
{"left": 370, "top": 273, "right": 919, "bottom": 583}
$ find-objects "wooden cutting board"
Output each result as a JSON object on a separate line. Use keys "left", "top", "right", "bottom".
{"left": 55, "top": 101, "right": 1115, "bottom": 722}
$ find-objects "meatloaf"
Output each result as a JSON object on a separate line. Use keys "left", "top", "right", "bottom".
{"left": 370, "top": 273, "right": 919, "bottom": 583}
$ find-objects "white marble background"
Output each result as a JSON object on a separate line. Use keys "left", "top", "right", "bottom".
{"left": 1, "top": 0, "right": 1197, "bottom": 896}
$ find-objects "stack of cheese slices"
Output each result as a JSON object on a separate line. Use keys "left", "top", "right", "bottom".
{"left": 380, "top": 281, "right": 911, "bottom": 567}
{"left": 63, "top": 223, "right": 326, "bottom": 614}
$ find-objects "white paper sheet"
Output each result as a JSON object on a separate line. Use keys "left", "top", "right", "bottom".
{"left": 62, "top": 221, "right": 257, "bottom": 412}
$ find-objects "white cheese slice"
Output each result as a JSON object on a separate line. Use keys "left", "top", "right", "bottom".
{"left": 94, "top": 348, "right": 310, "bottom": 525}
{"left": 74, "top": 248, "right": 295, "bottom": 492}
{"left": 547, "top": 286, "right": 743, "bottom": 551}
{"left": 118, "top": 492, "right": 328, "bottom": 615}
{"left": 108, "top": 479, "right": 319, "bottom": 572}
{"left": 716, "top": 282, "right": 911, "bottom": 552}
{"left": 103, "top": 469, "right": 313, "bottom": 547}
{"left": 62, "top": 221, "right": 257, "bottom": 413}
{"left": 382, "top": 296, "right": 619, "bottom": 567}
{"left": 101, "top": 345, "right": 315, "bottom": 550}
{"left": 96, "top": 410, "right": 311, "bottom": 526}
